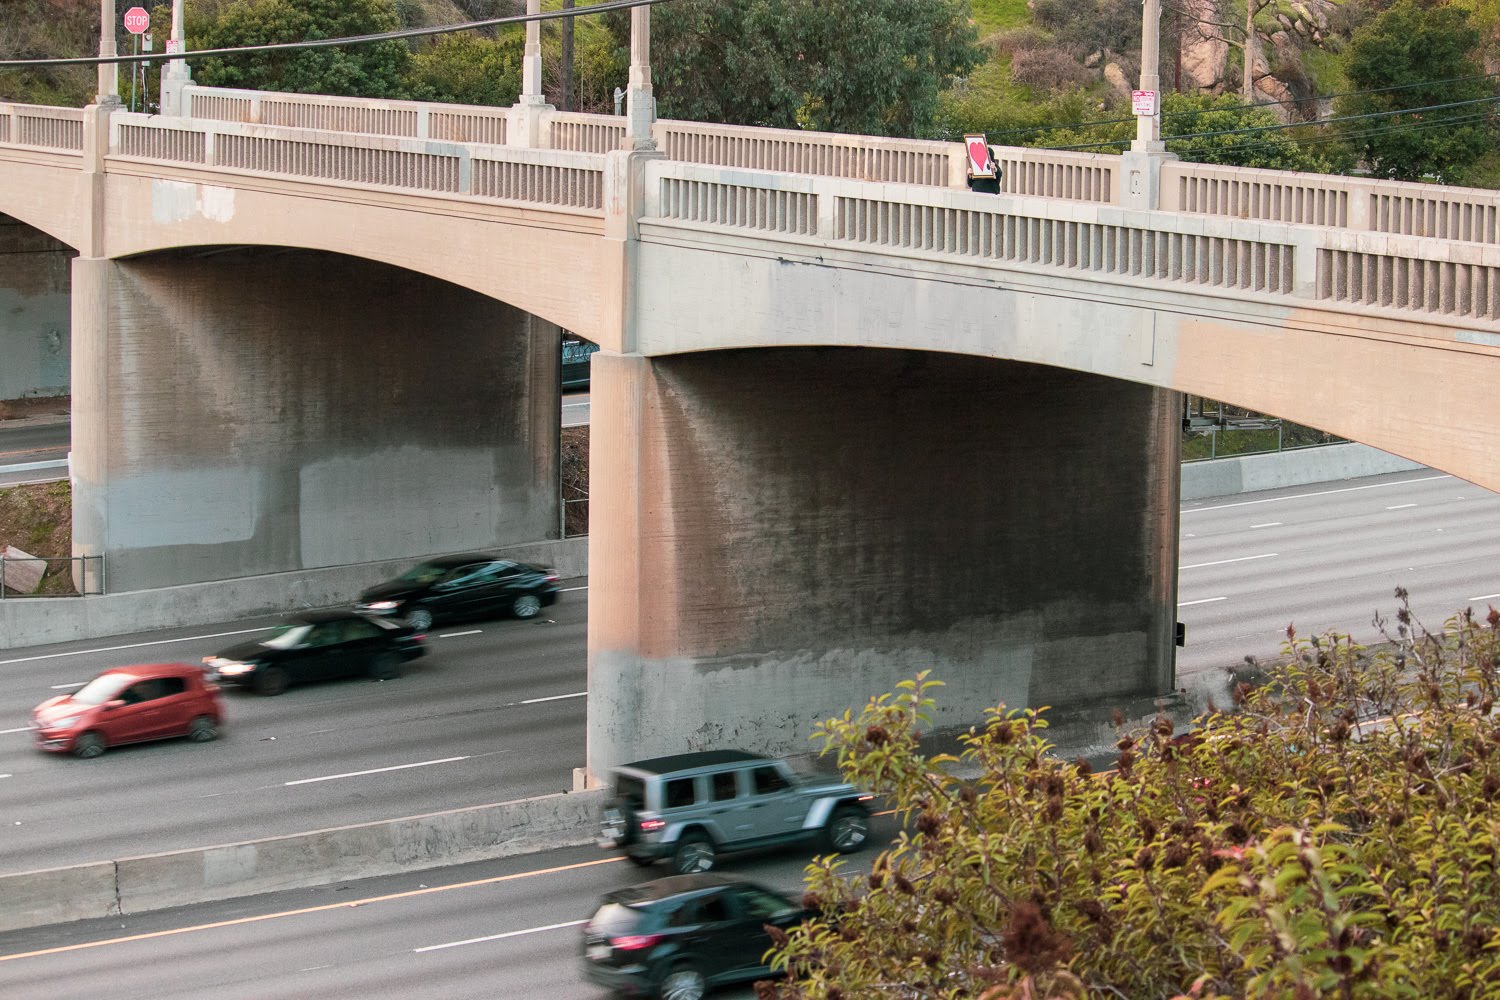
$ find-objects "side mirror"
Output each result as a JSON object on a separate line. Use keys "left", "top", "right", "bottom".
{"left": 103, "top": 699, "right": 126, "bottom": 711}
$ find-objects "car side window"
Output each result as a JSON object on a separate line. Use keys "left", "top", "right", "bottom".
{"left": 711, "top": 770, "right": 739, "bottom": 802}
{"left": 157, "top": 677, "right": 187, "bottom": 698}
{"left": 665, "top": 777, "right": 698, "bottom": 809}
{"left": 443, "top": 563, "right": 498, "bottom": 588}
{"left": 736, "top": 887, "right": 794, "bottom": 920}
{"left": 343, "top": 619, "right": 381, "bottom": 641}
{"left": 305, "top": 623, "right": 343, "bottom": 647}
{"left": 120, "top": 680, "right": 160, "bottom": 704}
{"left": 752, "top": 766, "right": 789, "bottom": 796}
{"left": 698, "top": 894, "right": 729, "bottom": 923}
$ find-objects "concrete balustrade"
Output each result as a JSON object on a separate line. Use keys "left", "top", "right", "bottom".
{"left": 0, "top": 103, "right": 86, "bottom": 153}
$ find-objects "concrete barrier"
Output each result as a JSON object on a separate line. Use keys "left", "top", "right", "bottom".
{"left": 0, "top": 788, "right": 608, "bottom": 933}
{"left": 1180, "top": 442, "right": 1425, "bottom": 502}
{"left": 0, "top": 537, "right": 588, "bottom": 650}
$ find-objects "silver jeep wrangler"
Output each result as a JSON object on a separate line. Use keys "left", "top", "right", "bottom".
{"left": 599, "top": 749, "right": 873, "bottom": 874}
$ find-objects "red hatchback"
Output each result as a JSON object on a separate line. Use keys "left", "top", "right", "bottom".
{"left": 32, "top": 663, "right": 225, "bottom": 758}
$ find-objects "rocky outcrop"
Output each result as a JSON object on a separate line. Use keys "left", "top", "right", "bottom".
{"left": 1178, "top": 0, "right": 1228, "bottom": 91}
{"left": 1103, "top": 62, "right": 1132, "bottom": 97}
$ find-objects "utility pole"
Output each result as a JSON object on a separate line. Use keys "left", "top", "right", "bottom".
{"left": 1134, "top": 0, "right": 1163, "bottom": 150}
{"left": 624, "top": 5, "right": 655, "bottom": 148}
{"left": 561, "top": 0, "right": 575, "bottom": 112}
{"left": 162, "top": 0, "right": 191, "bottom": 115}
{"left": 97, "top": 0, "right": 121, "bottom": 104}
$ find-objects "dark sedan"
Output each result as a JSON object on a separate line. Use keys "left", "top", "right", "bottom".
{"left": 204, "top": 610, "right": 426, "bottom": 696}
{"left": 354, "top": 553, "right": 561, "bottom": 632}
{"left": 581, "top": 874, "right": 804, "bottom": 999}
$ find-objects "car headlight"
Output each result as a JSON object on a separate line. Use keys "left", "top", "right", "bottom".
{"left": 362, "top": 600, "right": 399, "bottom": 611}
{"left": 215, "top": 661, "right": 255, "bottom": 676}
{"left": 47, "top": 716, "right": 80, "bottom": 730}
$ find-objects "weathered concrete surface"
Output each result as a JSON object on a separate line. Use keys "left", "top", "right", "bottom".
{"left": 0, "top": 789, "right": 606, "bottom": 932}
{"left": 587, "top": 348, "right": 1181, "bottom": 773}
{"left": 0, "top": 545, "right": 45, "bottom": 594}
{"left": 71, "top": 249, "right": 562, "bottom": 592}
{"left": 0, "top": 215, "right": 74, "bottom": 400}
{"left": 1181, "top": 442, "right": 1426, "bottom": 501}
{"left": 0, "top": 537, "right": 585, "bottom": 650}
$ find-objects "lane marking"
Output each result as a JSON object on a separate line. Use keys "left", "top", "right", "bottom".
{"left": 0, "top": 726, "right": 33, "bottom": 735}
{"left": 1177, "top": 597, "right": 1227, "bottom": 607}
{"left": 0, "top": 626, "right": 275, "bottom": 667}
{"left": 437, "top": 630, "right": 482, "bottom": 638}
{"left": 1470, "top": 593, "right": 1500, "bottom": 602}
{"left": 414, "top": 918, "right": 587, "bottom": 953}
{"left": 517, "top": 691, "right": 587, "bottom": 706}
{"left": 0, "top": 476, "right": 67, "bottom": 487}
{"left": 1181, "top": 474, "right": 1451, "bottom": 514}
{"left": 1181, "top": 553, "right": 1277, "bottom": 571}
{"left": 49, "top": 682, "right": 85, "bottom": 690}
{"left": 559, "top": 585, "right": 588, "bottom": 593}
{"left": 0, "top": 856, "right": 626, "bottom": 964}
{"left": 0, "top": 774, "right": 11, "bottom": 779}
{"left": 284, "top": 756, "right": 471, "bottom": 787}
{"left": 1386, "top": 503, "right": 1417, "bottom": 510}
{"left": 1250, "top": 522, "right": 1282, "bottom": 529}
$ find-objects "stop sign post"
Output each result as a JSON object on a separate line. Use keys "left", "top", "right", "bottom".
{"left": 124, "top": 7, "right": 150, "bottom": 34}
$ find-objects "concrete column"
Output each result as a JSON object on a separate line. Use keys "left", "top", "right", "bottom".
{"left": 160, "top": 0, "right": 191, "bottom": 116}
{"left": 585, "top": 348, "right": 1181, "bottom": 775}
{"left": 509, "top": 0, "right": 554, "bottom": 147}
{"left": 521, "top": 0, "right": 544, "bottom": 105}
{"left": 624, "top": 6, "right": 656, "bottom": 150}
{"left": 70, "top": 249, "right": 561, "bottom": 592}
{"left": 97, "top": 0, "right": 121, "bottom": 105}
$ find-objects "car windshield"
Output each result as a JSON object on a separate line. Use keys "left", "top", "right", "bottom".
{"left": 260, "top": 624, "right": 313, "bottom": 650}
{"left": 589, "top": 903, "right": 647, "bottom": 936}
{"left": 70, "top": 672, "right": 136, "bottom": 706}
{"left": 395, "top": 562, "right": 447, "bottom": 586}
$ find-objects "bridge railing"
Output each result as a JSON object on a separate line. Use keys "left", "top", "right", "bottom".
{"left": 643, "top": 160, "right": 1500, "bottom": 328}
{"left": 0, "top": 103, "right": 85, "bottom": 153}
{"left": 181, "top": 85, "right": 510, "bottom": 145}
{"left": 108, "top": 113, "right": 605, "bottom": 212}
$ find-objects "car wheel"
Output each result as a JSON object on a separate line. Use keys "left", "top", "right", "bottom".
{"left": 72, "top": 731, "right": 107, "bottom": 759}
{"left": 253, "top": 666, "right": 289, "bottom": 697}
{"left": 661, "top": 966, "right": 707, "bottom": 1000}
{"left": 187, "top": 715, "right": 219, "bottom": 743}
{"left": 511, "top": 594, "right": 542, "bottom": 619}
{"left": 825, "top": 805, "right": 870, "bottom": 854}
{"left": 406, "top": 608, "right": 433, "bottom": 632}
{"left": 671, "top": 832, "right": 716, "bottom": 875}
{"left": 626, "top": 854, "right": 655, "bottom": 868}
{"left": 368, "top": 652, "right": 402, "bottom": 681}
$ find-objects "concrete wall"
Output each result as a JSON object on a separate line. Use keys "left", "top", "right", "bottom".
{"left": 0, "top": 537, "right": 586, "bottom": 650}
{"left": 1180, "top": 442, "right": 1427, "bottom": 501}
{"left": 0, "top": 215, "right": 74, "bottom": 400}
{"left": 0, "top": 788, "right": 606, "bottom": 933}
{"left": 587, "top": 347, "right": 1181, "bottom": 774}
{"left": 70, "top": 248, "right": 562, "bottom": 592}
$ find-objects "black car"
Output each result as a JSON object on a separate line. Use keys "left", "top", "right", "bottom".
{"left": 203, "top": 610, "right": 426, "bottom": 696}
{"left": 354, "top": 553, "right": 561, "bottom": 631}
{"left": 582, "top": 874, "right": 804, "bottom": 1000}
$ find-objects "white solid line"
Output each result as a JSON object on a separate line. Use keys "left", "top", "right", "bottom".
{"left": 558, "top": 585, "right": 588, "bottom": 593}
{"left": 414, "top": 919, "right": 586, "bottom": 953}
{"left": 519, "top": 691, "right": 587, "bottom": 705}
{"left": 0, "top": 727, "right": 31, "bottom": 735}
{"left": 1250, "top": 522, "right": 1282, "bottom": 529}
{"left": 0, "top": 626, "right": 275, "bottom": 667}
{"left": 437, "top": 629, "right": 482, "bottom": 638}
{"left": 1181, "top": 553, "right": 1278, "bottom": 570}
{"left": 284, "top": 756, "right": 471, "bottom": 787}
{"left": 0, "top": 774, "right": 11, "bottom": 780}
{"left": 1386, "top": 503, "right": 1417, "bottom": 510}
{"left": 49, "top": 682, "right": 85, "bottom": 690}
{"left": 1181, "top": 474, "right": 1451, "bottom": 514}
{"left": 0, "top": 458, "right": 67, "bottom": 474}
{"left": 1177, "top": 597, "right": 1227, "bottom": 607}
{"left": 1470, "top": 593, "right": 1500, "bottom": 603}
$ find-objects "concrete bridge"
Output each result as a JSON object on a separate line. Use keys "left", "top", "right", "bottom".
{"left": 4, "top": 77, "right": 1500, "bottom": 775}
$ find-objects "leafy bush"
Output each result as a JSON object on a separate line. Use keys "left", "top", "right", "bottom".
{"left": 763, "top": 592, "right": 1500, "bottom": 998}
{"left": 1010, "top": 46, "right": 1094, "bottom": 93}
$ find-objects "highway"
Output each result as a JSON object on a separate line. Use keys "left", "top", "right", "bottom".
{"left": 0, "top": 419, "right": 68, "bottom": 487}
{"left": 0, "top": 470, "right": 1496, "bottom": 877}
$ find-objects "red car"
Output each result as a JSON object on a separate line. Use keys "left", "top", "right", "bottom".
{"left": 32, "top": 663, "right": 225, "bottom": 758}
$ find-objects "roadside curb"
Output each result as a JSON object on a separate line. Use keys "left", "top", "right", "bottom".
{"left": 0, "top": 788, "right": 608, "bottom": 933}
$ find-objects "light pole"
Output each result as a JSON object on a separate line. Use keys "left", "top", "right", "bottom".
{"left": 161, "top": 0, "right": 191, "bottom": 115}
{"left": 1133, "top": 0, "right": 1163, "bottom": 151}
{"left": 97, "top": 0, "right": 121, "bottom": 104}
{"left": 625, "top": 5, "right": 655, "bottom": 148}
{"left": 521, "top": 0, "right": 544, "bottom": 105}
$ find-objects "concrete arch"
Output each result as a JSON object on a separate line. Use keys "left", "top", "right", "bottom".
{"left": 0, "top": 163, "right": 87, "bottom": 252}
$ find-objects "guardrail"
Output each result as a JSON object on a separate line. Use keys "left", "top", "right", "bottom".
{"left": 0, "top": 554, "right": 104, "bottom": 598}
{"left": 0, "top": 103, "right": 86, "bottom": 153}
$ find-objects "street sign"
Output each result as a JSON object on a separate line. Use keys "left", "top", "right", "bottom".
{"left": 1132, "top": 90, "right": 1158, "bottom": 117}
{"left": 123, "top": 6, "right": 150, "bottom": 35}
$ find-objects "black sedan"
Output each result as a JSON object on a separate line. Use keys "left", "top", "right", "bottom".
{"left": 581, "top": 874, "right": 804, "bottom": 999}
{"left": 203, "top": 610, "right": 427, "bottom": 696}
{"left": 354, "top": 553, "right": 561, "bottom": 632}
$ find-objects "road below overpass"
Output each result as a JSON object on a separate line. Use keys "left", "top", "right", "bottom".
{"left": 0, "top": 471, "right": 1496, "bottom": 875}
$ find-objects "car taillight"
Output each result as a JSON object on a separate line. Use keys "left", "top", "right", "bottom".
{"left": 639, "top": 819, "right": 666, "bottom": 831}
{"left": 545, "top": 573, "right": 559, "bottom": 583}
{"left": 610, "top": 934, "right": 662, "bottom": 951}
{"left": 410, "top": 634, "right": 427, "bottom": 642}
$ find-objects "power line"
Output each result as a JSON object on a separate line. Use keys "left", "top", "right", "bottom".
{"left": 0, "top": 0, "right": 671, "bottom": 70}
{"left": 1170, "top": 111, "right": 1497, "bottom": 161}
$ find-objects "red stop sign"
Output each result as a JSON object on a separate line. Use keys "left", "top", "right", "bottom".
{"left": 123, "top": 6, "right": 150, "bottom": 34}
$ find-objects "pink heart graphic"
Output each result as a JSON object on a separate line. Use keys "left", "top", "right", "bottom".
{"left": 968, "top": 139, "right": 988, "bottom": 166}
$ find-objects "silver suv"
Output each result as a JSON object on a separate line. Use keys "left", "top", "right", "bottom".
{"left": 599, "top": 750, "right": 873, "bottom": 875}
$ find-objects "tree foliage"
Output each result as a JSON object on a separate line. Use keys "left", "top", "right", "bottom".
{"left": 764, "top": 592, "right": 1500, "bottom": 998}
{"left": 1335, "top": 0, "right": 1499, "bottom": 183}
{"left": 607, "top": 0, "right": 982, "bottom": 137}
{"left": 0, "top": 0, "right": 98, "bottom": 106}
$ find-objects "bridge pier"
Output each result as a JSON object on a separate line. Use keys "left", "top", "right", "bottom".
{"left": 586, "top": 347, "right": 1181, "bottom": 774}
{"left": 70, "top": 250, "right": 561, "bottom": 592}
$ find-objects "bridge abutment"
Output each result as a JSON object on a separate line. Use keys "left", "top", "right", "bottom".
{"left": 70, "top": 250, "right": 561, "bottom": 592}
{"left": 586, "top": 347, "right": 1180, "bottom": 774}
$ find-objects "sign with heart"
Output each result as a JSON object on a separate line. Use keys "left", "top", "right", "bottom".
{"left": 964, "top": 134, "right": 995, "bottom": 179}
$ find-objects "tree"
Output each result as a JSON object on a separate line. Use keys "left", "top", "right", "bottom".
{"left": 189, "top": 0, "right": 413, "bottom": 98}
{"left": 0, "top": 0, "right": 98, "bottom": 106}
{"left": 763, "top": 592, "right": 1500, "bottom": 998}
{"left": 1335, "top": 0, "right": 1498, "bottom": 183}
{"left": 606, "top": 0, "right": 982, "bottom": 137}
{"left": 406, "top": 30, "right": 522, "bottom": 105}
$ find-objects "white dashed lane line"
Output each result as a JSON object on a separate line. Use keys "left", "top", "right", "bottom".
{"left": 515, "top": 691, "right": 586, "bottom": 706}
{"left": 284, "top": 756, "right": 473, "bottom": 787}
{"left": 1181, "top": 553, "right": 1277, "bottom": 571}
{"left": 1181, "top": 474, "right": 1450, "bottom": 514}
{"left": 414, "top": 918, "right": 587, "bottom": 954}
{"left": 1386, "top": 504, "right": 1417, "bottom": 510}
{"left": 1250, "top": 522, "right": 1282, "bottom": 529}
{"left": 438, "top": 630, "right": 482, "bottom": 638}
{"left": 1178, "top": 597, "right": 1227, "bottom": 607}
{"left": 49, "top": 682, "right": 85, "bottom": 690}
{"left": 0, "top": 626, "right": 276, "bottom": 667}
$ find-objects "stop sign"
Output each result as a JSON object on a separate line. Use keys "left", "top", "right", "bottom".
{"left": 123, "top": 6, "right": 150, "bottom": 34}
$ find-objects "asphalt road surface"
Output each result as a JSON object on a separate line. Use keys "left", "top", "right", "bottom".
{"left": 0, "top": 827, "right": 903, "bottom": 1000}
{"left": 0, "top": 420, "right": 69, "bottom": 487}
{"left": 0, "top": 471, "right": 1496, "bottom": 876}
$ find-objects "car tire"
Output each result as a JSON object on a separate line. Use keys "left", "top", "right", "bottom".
{"left": 72, "top": 731, "right": 106, "bottom": 759}
{"left": 626, "top": 854, "right": 655, "bottom": 868}
{"left": 671, "top": 832, "right": 717, "bottom": 875}
{"left": 406, "top": 609, "right": 433, "bottom": 632}
{"left": 187, "top": 715, "right": 219, "bottom": 742}
{"left": 253, "top": 666, "right": 289, "bottom": 697}
{"left": 824, "top": 805, "right": 870, "bottom": 854}
{"left": 368, "top": 652, "right": 402, "bottom": 681}
{"left": 660, "top": 965, "right": 707, "bottom": 1000}
{"left": 512, "top": 594, "right": 542, "bottom": 619}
